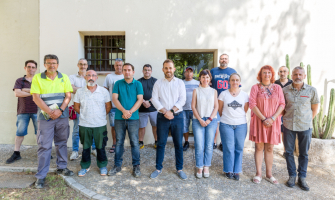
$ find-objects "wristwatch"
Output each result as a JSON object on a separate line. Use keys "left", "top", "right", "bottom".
{"left": 59, "top": 108, "right": 64, "bottom": 113}
{"left": 170, "top": 109, "right": 175, "bottom": 115}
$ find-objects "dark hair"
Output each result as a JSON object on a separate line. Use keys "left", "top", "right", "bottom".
{"left": 229, "top": 73, "right": 241, "bottom": 82}
{"left": 143, "top": 64, "right": 152, "bottom": 70}
{"left": 25, "top": 60, "right": 37, "bottom": 68}
{"left": 163, "top": 59, "right": 174, "bottom": 66}
{"left": 198, "top": 69, "right": 212, "bottom": 84}
{"left": 123, "top": 63, "right": 134, "bottom": 71}
{"left": 44, "top": 54, "right": 59, "bottom": 64}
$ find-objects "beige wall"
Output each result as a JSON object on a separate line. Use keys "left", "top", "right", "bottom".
{"left": 0, "top": 0, "right": 39, "bottom": 145}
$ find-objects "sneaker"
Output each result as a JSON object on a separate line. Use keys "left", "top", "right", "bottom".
{"left": 225, "top": 172, "right": 233, "bottom": 179}
{"left": 70, "top": 151, "right": 79, "bottom": 161}
{"left": 100, "top": 167, "right": 107, "bottom": 176}
{"left": 56, "top": 168, "right": 74, "bottom": 176}
{"left": 108, "top": 166, "right": 121, "bottom": 176}
{"left": 91, "top": 149, "right": 97, "bottom": 157}
{"left": 154, "top": 141, "right": 157, "bottom": 149}
{"left": 133, "top": 165, "right": 141, "bottom": 178}
{"left": 213, "top": 143, "right": 217, "bottom": 149}
{"left": 286, "top": 176, "right": 296, "bottom": 187}
{"left": 35, "top": 178, "right": 45, "bottom": 189}
{"left": 177, "top": 170, "right": 188, "bottom": 180}
{"left": 78, "top": 168, "right": 90, "bottom": 177}
{"left": 150, "top": 170, "right": 162, "bottom": 179}
{"left": 139, "top": 142, "right": 144, "bottom": 149}
{"left": 297, "top": 177, "right": 309, "bottom": 191}
{"left": 183, "top": 141, "right": 189, "bottom": 151}
{"left": 218, "top": 143, "right": 223, "bottom": 151}
{"left": 6, "top": 152, "right": 21, "bottom": 164}
{"left": 233, "top": 173, "right": 240, "bottom": 181}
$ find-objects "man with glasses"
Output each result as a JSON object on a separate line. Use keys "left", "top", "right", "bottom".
{"left": 6, "top": 60, "right": 38, "bottom": 164}
{"left": 103, "top": 58, "right": 124, "bottom": 153}
{"left": 31, "top": 54, "right": 74, "bottom": 188}
{"left": 69, "top": 58, "right": 97, "bottom": 161}
{"left": 138, "top": 64, "right": 158, "bottom": 149}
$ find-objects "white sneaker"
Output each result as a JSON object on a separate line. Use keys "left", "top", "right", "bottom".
{"left": 91, "top": 149, "right": 97, "bottom": 157}
{"left": 70, "top": 151, "right": 79, "bottom": 161}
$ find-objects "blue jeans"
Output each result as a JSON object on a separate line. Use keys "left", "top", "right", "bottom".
{"left": 16, "top": 113, "right": 38, "bottom": 136}
{"left": 220, "top": 123, "right": 247, "bottom": 173}
{"left": 192, "top": 117, "right": 217, "bottom": 168}
{"left": 183, "top": 110, "right": 193, "bottom": 133}
{"left": 156, "top": 112, "right": 184, "bottom": 171}
{"left": 114, "top": 119, "right": 140, "bottom": 167}
{"left": 283, "top": 126, "right": 312, "bottom": 178}
{"left": 72, "top": 113, "right": 96, "bottom": 152}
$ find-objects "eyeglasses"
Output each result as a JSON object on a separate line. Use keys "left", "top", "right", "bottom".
{"left": 86, "top": 74, "right": 97, "bottom": 77}
{"left": 143, "top": 69, "right": 152, "bottom": 72}
{"left": 26, "top": 66, "right": 37, "bottom": 69}
{"left": 78, "top": 63, "right": 88, "bottom": 66}
{"left": 45, "top": 63, "right": 57, "bottom": 65}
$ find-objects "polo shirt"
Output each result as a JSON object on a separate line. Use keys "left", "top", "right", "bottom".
{"left": 112, "top": 78, "right": 143, "bottom": 120}
{"left": 31, "top": 71, "right": 73, "bottom": 120}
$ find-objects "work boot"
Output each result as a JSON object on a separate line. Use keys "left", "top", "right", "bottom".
{"left": 133, "top": 165, "right": 141, "bottom": 178}
{"left": 286, "top": 176, "right": 296, "bottom": 187}
{"left": 297, "top": 177, "right": 310, "bottom": 191}
{"left": 56, "top": 168, "right": 74, "bottom": 176}
{"left": 108, "top": 166, "right": 121, "bottom": 176}
{"left": 35, "top": 178, "right": 45, "bottom": 189}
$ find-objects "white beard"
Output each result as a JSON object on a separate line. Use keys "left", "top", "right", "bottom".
{"left": 87, "top": 82, "right": 96, "bottom": 86}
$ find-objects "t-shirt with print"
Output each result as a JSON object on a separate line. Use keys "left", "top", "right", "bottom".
{"left": 73, "top": 85, "right": 111, "bottom": 128}
{"left": 138, "top": 77, "right": 157, "bottom": 113}
{"left": 218, "top": 90, "right": 249, "bottom": 125}
{"left": 13, "top": 76, "right": 38, "bottom": 115}
{"left": 183, "top": 79, "right": 200, "bottom": 110}
{"left": 103, "top": 73, "right": 124, "bottom": 108}
{"left": 210, "top": 67, "right": 237, "bottom": 96}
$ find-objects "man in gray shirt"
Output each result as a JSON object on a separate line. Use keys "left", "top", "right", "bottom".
{"left": 282, "top": 66, "right": 319, "bottom": 191}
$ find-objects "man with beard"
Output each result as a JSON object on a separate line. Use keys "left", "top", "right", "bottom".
{"left": 69, "top": 58, "right": 97, "bottom": 161}
{"left": 31, "top": 54, "right": 74, "bottom": 188}
{"left": 282, "top": 67, "right": 319, "bottom": 191}
{"left": 150, "top": 59, "right": 187, "bottom": 180}
{"left": 210, "top": 54, "right": 237, "bottom": 150}
{"left": 74, "top": 70, "right": 112, "bottom": 176}
{"left": 109, "top": 63, "right": 143, "bottom": 177}
{"left": 103, "top": 58, "right": 124, "bottom": 153}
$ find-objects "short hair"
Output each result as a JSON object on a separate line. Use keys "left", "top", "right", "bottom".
{"left": 143, "top": 64, "right": 152, "bottom": 70}
{"left": 229, "top": 73, "right": 241, "bottom": 82}
{"left": 198, "top": 69, "right": 212, "bottom": 83}
{"left": 257, "top": 65, "right": 276, "bottom": 83}
{"left": 292, "top": 66, "right": 305, "bottom": 73}
{"left": 78, "top": 58, "right": 87, "bottom": 63}
{"left": 163, "top": 59, "right": 174, "bottom": 66}
{"left": 279, "top": 66, "right": 288, "bottom": 71}
{"left": 115, "top": 58, "right": 123, "bottom": 65}
{"left": 220, "top": 53, "right": 229, "bottom": 58}
{"left": 44, "top": 54, "right": 59, "bottom": 64}
{"left": 25, "top": 60, "right": 37, "bottom": 68}
{"left": 123, "top": 63, "right": 134, "bottom": 71}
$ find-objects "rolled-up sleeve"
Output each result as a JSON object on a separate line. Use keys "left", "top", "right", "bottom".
{"left": 277, "top": 85, "right": 286, "bottom": 109}
{"left": 249, "top": 84, "right": 258, "bottom": 110}
{"left": 151, "top": 80, "right": 163, "bottom": 111}
{"left": 174, "top": 80, "right": 186, "bottom": 110}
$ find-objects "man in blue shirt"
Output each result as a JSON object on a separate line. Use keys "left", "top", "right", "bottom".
{"left": 210, "top": 54, "right": 237, "bottom": 150}
{"left": 108, "top": 63, "right": 144, "bottom": 178}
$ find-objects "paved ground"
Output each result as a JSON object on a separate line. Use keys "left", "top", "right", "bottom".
{"left": 1, "top": 143, "right": 335, "bottom": 199}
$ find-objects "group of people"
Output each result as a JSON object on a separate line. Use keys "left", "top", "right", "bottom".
{"left": 7, "top": 53, "right": 319, "bottom": 192}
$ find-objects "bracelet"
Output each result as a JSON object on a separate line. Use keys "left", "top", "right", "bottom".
{"left": 208, "top": 117, "right": 213, "bottom": 121}
{"left": 261, "top": 118, "right": 267, "bottom": 122}
{"left": 59, "top": 108, "right": 64, "bottom": 113}
{"left": 271, "top": 116, "right": 276, "bottom": 121}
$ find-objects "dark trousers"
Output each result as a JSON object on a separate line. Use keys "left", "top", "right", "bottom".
{"left": 283, "top": 126, "right": 312, "bottom": 178}
{"left": 156, "top": 112, "right": 184, "bottom": 171}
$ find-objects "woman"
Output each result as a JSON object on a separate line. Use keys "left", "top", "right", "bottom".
{"left": 218, "top": 73, "right": 249, "bottom": 181}
{"left": 191, "top": 69, "right": 218, "bottom": 178}
{"left": 249, "top": 65, "right": 285, "bottom": 184}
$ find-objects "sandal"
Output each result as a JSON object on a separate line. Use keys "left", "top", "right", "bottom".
{"left": 253, "top": 176, "right": 262, "bottom": 184}
{"left": 109, "top": 145, "right": 116, "bottom": 153}
{"left": 265, "top": 176, "right": 279, "bottom": 184}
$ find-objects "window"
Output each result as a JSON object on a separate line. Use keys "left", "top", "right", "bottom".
{"left": 84, "top": 35, "right": 125, "bottom": 71}
{"left": 167, "top": 52, "right": 214, "bottom": 79}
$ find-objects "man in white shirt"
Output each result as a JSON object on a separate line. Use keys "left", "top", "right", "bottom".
{"left": 103, "top": 58, "right": 124, "bottom": 153}
{"left": 150, "top": 59, "right": 187, "bottom": 180}
{"left": 69, "top": 58, "right": 97, "bottom": 160}
{"left": 74, "top": 70, "right": 112, "bottom": 176}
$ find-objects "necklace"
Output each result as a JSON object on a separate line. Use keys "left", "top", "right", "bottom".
{"left": 261, "top": 82, "right": 271, "bottom": 87}
{"left": 229, "top": 89, "right": 240, "bottom": 96}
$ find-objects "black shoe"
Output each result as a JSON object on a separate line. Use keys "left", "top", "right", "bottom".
{"left": 213, "top": 143, "right": 217, "bottom": 149}
{"left": 51, "top": 155, "right": 53, "bottom": 159}
{"left": 286, "top": 176, "right": 296, "bottom": 187}
{"left": 56, "top": 168, "right": 74, "bottom": 176}
{"left": 183, "top": 141, "right": 189, "bottom": 151}
{"left": 233, "top": 173, "right": 240, "bottom": 181}
{"left": 225, "top": 172, "right": 233, "bottom": 179}
{"left": 133, "top": 165, "right": 141, "bottom": 178}
{"left": 6, "top": 152, "right": 21, "bottom": 164}
{"left": 108, "top": 166, "right": 122, "bottom": 176}
{"left": 35, "top": 178, "right": 45, "bottom": 189}
{"left": 218, "top": 143, "right": 223, "bottom": 151}
{"left": 297, "top": 177, "right": 310, "bottom": 191}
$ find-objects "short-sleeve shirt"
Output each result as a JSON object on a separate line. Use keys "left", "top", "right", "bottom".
{"left": 103, "top": 73, "right": 124, "bottom": 108}
{"left": 210, "top": 67, "right": 237, "bottom": 96}
{"left": 183, "top": 79, "right": 200, "bottom": 110}
{"left": 69, "top": 73, "right": 86, "bottom": 88}
{"left": 112, "top": 78, "right": 144, "bottom": 120}
{"left": 218, "top": 90, "right": 249, "bottom": 125}
{"left": 73, "top": 85, "right": 111, "bottom": 127}
{"left": 138, "top": 77, "right": 157, "bottom": 113}
{"left": 283, "top": 83, "right": 319, "bottom": 131}
{"left": 13, "top": 76, "right": 38, "bottom": 115}
{"left": 30, "top": 71, "right": 73, "bottom": 120}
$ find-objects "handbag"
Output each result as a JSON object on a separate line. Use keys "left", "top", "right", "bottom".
{"left": 68, "top": 105, "right": 77, "bottom": 120}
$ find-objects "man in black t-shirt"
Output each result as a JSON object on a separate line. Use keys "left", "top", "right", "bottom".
{"left": 138, "top": 64, "right": 158, "bottom": 149}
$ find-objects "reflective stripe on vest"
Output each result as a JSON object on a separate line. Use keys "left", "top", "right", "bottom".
{"left": 40, "top": 93, "right": 65, "bottom": 105}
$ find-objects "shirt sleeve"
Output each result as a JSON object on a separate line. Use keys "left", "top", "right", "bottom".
{"left": 73, "top": 90, "right": 80, "bottom": 103}
{"left": 311, "top": 88, "right": 320, "bottom": 104}
{"left": 151, "top": 80, "right": 164, "bottom": 111}
{"left": 30, "top": 75, "right": 41, "bottom": 94}
{"left": 277, "top": 85, "right": 285, "bottom": 109}
{"left": 104, "top": 90, "right": 111, "bottom": 103}
{"left": 245, "top": 92, "right": 249, "bottom": 102}
{"left": 69, "top": 75, "right": 75, "bottom": 85}
{"left": 63, "top": 74, "right": 73, "bottom": 93}
{"left": 13, "top": 78, "right": 22, "bottom": 91}
{"left": 112, "top": 81, "right": 119, "bottom": 94}
{"left": 103, "top": 75, "right": 109, "bottom": 88}
{"left": 249, "top": 84, "right": 258, "bottom": 110}
{"left": 136, "top": 81, "right": 144, "bottom": 95}
{"left": 174, "top": 80, "right": 186, "bottom": 111}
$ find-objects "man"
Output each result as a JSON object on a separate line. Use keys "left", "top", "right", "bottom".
{"left": 74, "top": 70, "right": 112, "bottom": 176}
{"left": 108, "top": 63, "right": 143, "bottom": 177}
{"left": 138, "top": 64, "right": 158, "bottom": 149}
{"left": 210, "top": 54, "right": 237, "bottom": 150}
{"left": 150, "top": 59, "right": 187, "bottom": 180}
{"left": 182, "top": 67, "right": 199, "bottom": 151}
{"left": 283, "top": 66, "right": 319, "bottom": 191}
{"left": 69, "top": 58, "right": 96, "bottom": 161}
{"left": 31, "top": 54, "right": 74, "bottom": 189}
{"left": 6, "top": 60, "right": 38, "bottom": 164}
{"left": 103, "top": 58, "right": 124, "bottom": 153}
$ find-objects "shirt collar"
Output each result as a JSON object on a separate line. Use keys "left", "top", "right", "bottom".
{"left": 22, "top": 75, "right": 27, "bottom": 81}
{"left": 163, "top": 76, "right": 176, "bottom": 82}
{"left": 289, "top": 82, "right": 306, "bottom": 90}
{"left": 123, "top": 78, "right": 135, "bottom": 84}
{"left": 41, "top": 70, "right": 63, "bottom": 79}
{"left": 85, "top": 84, "right": 101, "bottom": 93}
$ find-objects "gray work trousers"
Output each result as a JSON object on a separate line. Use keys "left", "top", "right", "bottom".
{"left": 35, "top": 117, "right": 69, "bottom": 179}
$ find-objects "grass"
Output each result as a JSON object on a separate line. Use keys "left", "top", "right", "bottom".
{"left": 0, "top": 173, "right": 89, "bottom": 200}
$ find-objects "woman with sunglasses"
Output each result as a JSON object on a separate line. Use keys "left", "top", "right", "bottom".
{"left": 249, "top": 65, "right": 285, "bottom": 185}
